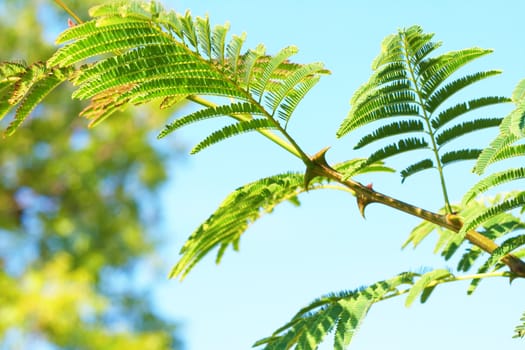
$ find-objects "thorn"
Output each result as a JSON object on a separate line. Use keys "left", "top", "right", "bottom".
{"left": 356, "top": 194, "right": 372, "bottom": 218}
{"left": 68, "top": 18, "right": 76, "bottom": 28}
{"left": 366, "top": 183, "right": 373, "bottom": 190}
{"left": 310, "top": 146, "right": 331, "bottom": 167}
{"left": 304, "top": 146, "right": 331, "bottom": 190}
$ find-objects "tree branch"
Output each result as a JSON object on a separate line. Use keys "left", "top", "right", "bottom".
{"left": 306, "top": 147, "right": 525, "bottom": 277}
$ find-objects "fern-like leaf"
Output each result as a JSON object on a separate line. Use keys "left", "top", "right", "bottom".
{"left": 170, "top": 160, "right": 390, "bottom": 281}
{"left": 170, "top": 172, "right": 307, "bottom": 280}
{"left": 24, "top": 0, "right": 328, "bottom": 150}
{"left": 467, "top": 96, "right": 525, "bottom": 229}
{"left": 337, "top": 25, "right": 508, "bottom": 186}
{"left": 254, "top": 273, "right": 416, "bottom": 350}
{"left": 339, "top": 159, "right": 395, "bottom": 181}
{"left": 488, "top": 144, "right": 525, "bottom": 165}
{"left": 513, "top": 78, "right": 525, "bottom": 103}
{"left": 6, "top": 0, "right": 337, "bottom": 157}
{"left": 0, "top": 65, "right": 27, "bottom": 121}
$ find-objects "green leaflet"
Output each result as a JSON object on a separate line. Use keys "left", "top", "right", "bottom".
{"left": 254, "top": 273, "right": 416, "bottom": 350}
{"left": 452, "top": 192, "right": 525, "bottom": 290}
{"left": 71, "top": 45, "right": 218, "bottom": 99}
{"left": 488, "top": 144, "right": 525, "bottom": 165}
{"left": 435, "top": 118, "right": 503, "bottom": 147}
{"left": 366, "top": 137, "right": 428, "bottom": 164}
{"left": 405, "top": 269, "right": 453, "bottom": 307}
{"left": 158, "top": 102, "right": 265, "bottom": 139}
{"left": 440, "top": 149, "right": 482, "bottom": 166}
{"left": 225, "top": 33, "right": 247, "bottom": 75}
{"left": 250, "top": 46, "right": 298, "bottom": 99}
{"left": 190, "top": 118, "right": 277, "bottom": 154}
{"left": 425, "top": 70, "right": 502, "bottom": 113}
{"left": 339, "top": 159, "right": 395, "bottom": 181}
{"left": 0, "top": 62, "right": 26, "bottom": 93}
{"left": 355, "top": 120, "right": 424, "bottom": 149}
{"left": 430, "top": 96, "right": 510, "bottom": 130}
{"left": 336, "top": 25, "right": 507, "bottom": 191}
{"left": 400, "top": 159, "right": 434, "bottom": 182}
{"left": 195, "top": 15, "right": 212, "bottom": 58}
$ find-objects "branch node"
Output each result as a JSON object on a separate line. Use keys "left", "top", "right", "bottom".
{"left": 304, "top": 146, "right": 331, "bottom": 189}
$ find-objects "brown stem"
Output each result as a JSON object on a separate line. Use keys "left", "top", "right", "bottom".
{"left": 306, "top": 148, "right": 525, "bottom": 277}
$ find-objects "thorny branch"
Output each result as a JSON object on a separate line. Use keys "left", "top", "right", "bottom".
{"left": 305, "top": 147, "right": 525, "bottom": 278}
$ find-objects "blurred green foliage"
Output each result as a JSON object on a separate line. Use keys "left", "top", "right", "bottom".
{"left": 0, "top": 1, "right": 182, "bottom": 348}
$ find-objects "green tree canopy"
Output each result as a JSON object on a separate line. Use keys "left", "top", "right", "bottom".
{"left": 0, "top": 1, "right": 181, "bottom": 348}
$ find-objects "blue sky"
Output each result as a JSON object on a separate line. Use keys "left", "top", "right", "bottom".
{"left": 152, "top": 1, "right": 525, "bottom": 349}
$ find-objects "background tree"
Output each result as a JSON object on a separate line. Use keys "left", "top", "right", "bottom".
{"left": 0, "top": 1, "right": 181, "bottom": 348}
